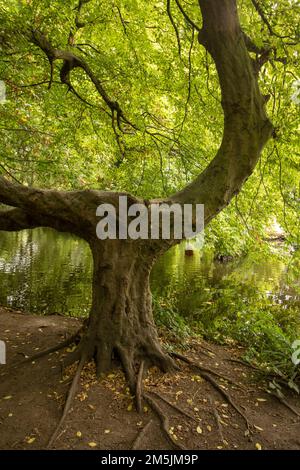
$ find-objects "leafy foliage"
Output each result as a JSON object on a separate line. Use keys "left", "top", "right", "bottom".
{"left": 0, "top": 0, "right": 299, "bottom": 251}
{"left": 153, "top": 247, "right": 300, "bottom": 388}
{"left": 0, "top": 0, "right": 299, "bottom": 383}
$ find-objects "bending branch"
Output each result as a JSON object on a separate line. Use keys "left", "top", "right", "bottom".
{"left": 169, "top": 0, "right": 274, "bottom": 223}
{"left": 251, "top": 0, "right": 299, "bottom": 44}
{"left": 0, "top": 176, "right": 118, "bottom": 236}
{"left": 31, "top": 30, "right": 135, "bottom": 130}
{"left": 0, "top": 207, "right": 75, "bottom": 233}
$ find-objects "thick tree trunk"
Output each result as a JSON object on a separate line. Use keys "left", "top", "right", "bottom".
{"left": 0, "top": 0, "right": 274, "bottom": 394}
{"left": 79, "top": 240, "right": 175, "bottom": 391}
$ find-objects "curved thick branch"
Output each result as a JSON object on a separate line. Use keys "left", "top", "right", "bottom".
{"left": 0, "top": 176, "right": 144, "bottom": 237}
{"left": 0, "top": 207, "right": 76, "bottom": 233}
{"left": 0, "top": 176, "right": 123, "bottom": 236}
{"left": 0, "top": 207, "right": 38, "bottom": 231}
{"left": 1, "top": 0, "right": 274, "bottom": 243}
{"left": 170, "top": 0, "right": 274, "bottom": 223}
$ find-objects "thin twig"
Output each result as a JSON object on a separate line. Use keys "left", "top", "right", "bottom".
{"left": 167, "top": 0, "right": 181, "bottom": 56}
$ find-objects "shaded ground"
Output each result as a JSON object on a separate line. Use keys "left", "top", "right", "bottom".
{"left": 0, "top": 306, "right": 300, "bottom": 450}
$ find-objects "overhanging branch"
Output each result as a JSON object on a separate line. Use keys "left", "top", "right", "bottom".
{"left": 31, "top": 30, "right": 135, "bottom": 132}
{"left": 0, "top": 176, "right": 96, "bottom": 235}
{"left": 0, "top": 207, "right": 36, "bottom": 231}
{"left": 169, "top": 0, "right": 274, "bottom": 223}
{"left": 251, "top": 0, "right": 299, "bottom": 44}
{"left": 0, "top": 207, "right": 75, "bottom": 233}
{"left": 0, "top": 176, "right": 141, "bottom": 238}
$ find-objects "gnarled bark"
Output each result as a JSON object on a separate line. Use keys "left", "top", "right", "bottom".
{"left": 171, "top": 0, "right": 273, "bottom": 223}
{"left": 79, "top": 239, "right": 175, "bottom": 392}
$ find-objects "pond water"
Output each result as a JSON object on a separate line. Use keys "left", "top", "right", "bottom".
{"left": 0, "top": 228, "right": 299, "bottom": 319}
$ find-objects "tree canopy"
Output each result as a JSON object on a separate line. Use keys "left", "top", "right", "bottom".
{"left": 1, "top": 0, "right": 299, "bottom": 252}
{"left": 0, "top": 0, "right": 300, "bottom": 449}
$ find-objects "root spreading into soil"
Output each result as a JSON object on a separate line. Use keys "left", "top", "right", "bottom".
{"left": 1, "top": 307, "right": 300, "bottom": 450}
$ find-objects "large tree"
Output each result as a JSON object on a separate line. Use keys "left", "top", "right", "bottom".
{"left": 0, "top": 0, "right": 298, "bottom": 445}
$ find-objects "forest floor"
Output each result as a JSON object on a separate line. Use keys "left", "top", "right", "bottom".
{"left": 1, "top": 306, "right": 300, "bottom": 450}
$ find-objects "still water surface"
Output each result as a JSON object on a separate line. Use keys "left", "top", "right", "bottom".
{"left": 0, "top": 228, "right": 299, "bottom": 318}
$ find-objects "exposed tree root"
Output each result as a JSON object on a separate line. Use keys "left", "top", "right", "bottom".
{"left": 6, "top": 329, "right": 83, "bottom": 374}
{"left": 150, "top": 390, "right": 198, "bottom": 422}
{"left": 60, "top": 347, "right": 82, "bottom": 372}
{"left": 199, "top": 371, "right": 251, "bottom": 429}
{"left": 171, "top": 352, "right": 245, "bottom": 390}
{"left": 199, "top": 343, "right": 215, "bottom": 355}
{"left": 228, "top": 360, "right": 300, "bottom": 409}
{"left": 47, "top": 352, "right": 87, "bottom": 448}
{"left": 172, "top": 352, "right": 251, "bottom": 430}
{"left": 226, "top": 358, "right": 261, "bottom": 371}
{"left": 269, "top": 391, "right": 300, "bottom": 418}
{"left": 15, "top": 338, "right": 259, "bottom": 449}
{"left": 116, "top": 345, "right": 137, "bottom": 394}
{"left": 227, "top": 360, "right": 300, "bottom": 402}
{"left": 209, "top": 396, "right": 224, "bottom": 443}
{"left": 132, "top": 419, "right": 153, "bottom": 450}
{"left": 135, "top": 361, "right": 145, "bottom": 414}
{"left": 143, "top": 392, "right": 186, "bottom": 450}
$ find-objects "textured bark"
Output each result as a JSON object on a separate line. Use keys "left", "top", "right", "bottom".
{"left": 80, "top": 240, "right": 175, "bottom": 390}
{"left": 171, "top": 0, "right": 274, "bottom": 223}
{"left": 0, "top": 0, "right": 274, "bottom": 380}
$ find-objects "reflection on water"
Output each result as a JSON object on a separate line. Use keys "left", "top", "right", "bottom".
{"left": 0, "top": 228, "right": 299, "bottom": 317}
{"left": 152, "top": 243, "right": 300, "bottom": 321}
{"left": 0, "top": 229, "right": 92, "bottom": 316}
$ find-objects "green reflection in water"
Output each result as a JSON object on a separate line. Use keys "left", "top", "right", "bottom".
{"left": 0, "top": 228, "right": 299, "bottom": 319}
{"left": 0, "top": 229, "right": 92, "bottom": 316}
{"left": 152, "top": 243, "right": 300, "bottom": 320}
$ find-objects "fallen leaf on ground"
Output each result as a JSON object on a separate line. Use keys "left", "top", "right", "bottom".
{"left": 254, "top": 425, "right": 264, "bottom": 431}
{"left": 26, "top": 437, "right": 36, "bottom": 444}
{"left": 88, "top": 442, "right": 97, "bottom": 447}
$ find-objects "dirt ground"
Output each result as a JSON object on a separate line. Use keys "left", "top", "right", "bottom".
{"left": 0, "top": 306, "right": 300, "bottom": 450}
